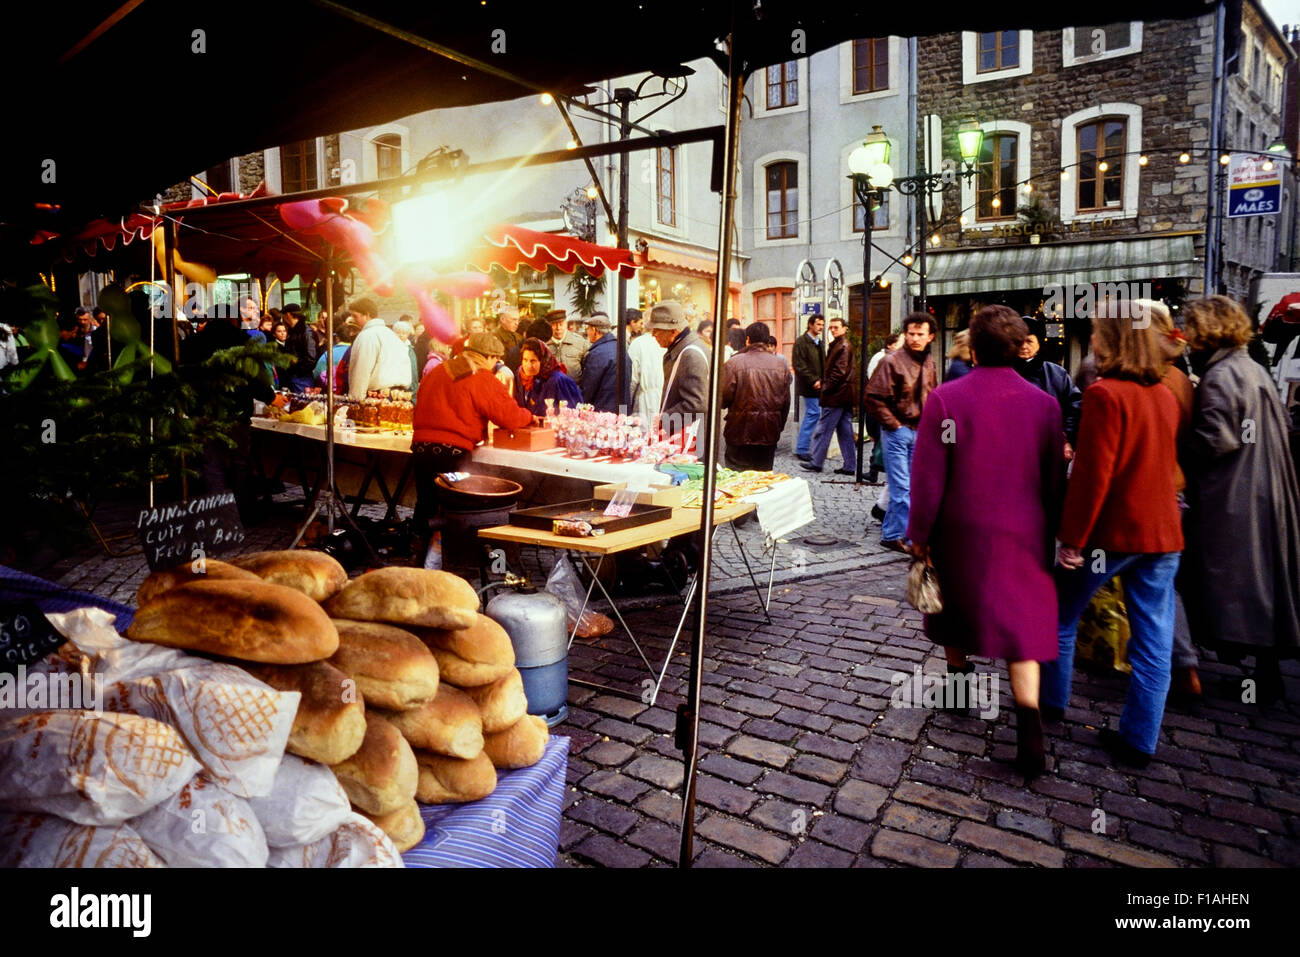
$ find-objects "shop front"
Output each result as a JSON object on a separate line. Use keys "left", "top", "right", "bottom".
{"left": 911, "top": 234, "right": 1200, "bottom": 376}
{"left": 636, "top": 235, "right": 741, "bottom": 329}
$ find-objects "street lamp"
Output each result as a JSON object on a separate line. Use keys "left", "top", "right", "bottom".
{"left": 846, "top": 120, "right": 983, "bottom": 483}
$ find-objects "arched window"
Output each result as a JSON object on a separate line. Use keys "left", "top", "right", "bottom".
{"left": 375, "top": 134, "right": 403, "bottom": 180}
{"left": 766, "top": 162, "right": 798, "bottom": 239}
{"left": 1077, "top": 118, "right": 1126, "bottom": 212}
{"left": 976, "top": 132, "right": 1019, "bottom": 220}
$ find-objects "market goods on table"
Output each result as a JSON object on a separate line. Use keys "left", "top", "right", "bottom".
{"left": 359, "top": 799, "right": 425, "bottom": 852}
{"left": 258, "top": 389, "right": 414, "bottom": 432}
{"left": 490, "top": 426, "right": 557, "bottom": 451}
{"left": 416, "top": 614, "right": 516, "bottom": 687}
{"left": 245, "top": 660, "right": 367, "bottom": 765}
{"left": 509, "top": 499, "right": 673, "bottom": 534}
{"left": 126, "top": 578, "right": 340, "bottom": 663}
{"left": 136, "top": 559, "right": 261, "bottom": 606}
{"left": 267, "top": 812, "right": 403, "bottom": 868}
{"left": 0, "top": 813, "right": 165, "bottom": 868}
{"left": 483, "top": 714, "right": 550, "bottom": 770}
{"left": 328, "top": 619, "right": 440, "bottom": 710}
{"left": 464, "top": 669, "right": 528, "bottom": 734}
{"left": 130, "top": 772, "right": 269, "bottom": 867}
{"left": 328, "top": 712, "right": 419, "bottom": 816}
{"left": 323, "top": 567, "right": 479, "bottom": 630}
{"left": 247, "top": 755, "right": 353, "bottom": 849}
{"left": 227, "top": 549, "right": 348, "bottom": 602}
{"left": 678, "top": 468, "right": 791, "bottom": 507}
{"left": 414, "top": 750, "right": 497, "bottom": 804}
{"left": 378, "top": 686, "right": 483, "bottom": 759}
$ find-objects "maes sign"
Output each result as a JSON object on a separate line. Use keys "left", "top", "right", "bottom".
{"left": 136, "top": 492, "right": 246, "bottom": 571}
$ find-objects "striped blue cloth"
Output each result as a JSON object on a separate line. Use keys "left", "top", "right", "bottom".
{"left": 0, "top": 565, "right": 136, "bottom": 630}
{"left": 403, "top": 736, "right": 569, "bottom": 868}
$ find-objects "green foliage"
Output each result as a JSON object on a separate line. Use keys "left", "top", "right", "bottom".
{"left": 565, "top": 265, "right": 606, "bottom": 318}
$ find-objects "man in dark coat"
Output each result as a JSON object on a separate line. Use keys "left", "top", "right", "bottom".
{"left": 649, "top": 300, "right": 711, "bottom": 456}
{"left": 722, "top": 322, "right": 792, "bottom": 471}
{"left": 578, "top": 313, "right": 629, "bottom": 412}
{"left": 800, "top": 316, "right": 857, "bottom": 476}
{"left": 1015, "top": 317, "right": 1082, "bottom": 452}
{"left": 791, "top": 314, "right": 825, "bottom": 461}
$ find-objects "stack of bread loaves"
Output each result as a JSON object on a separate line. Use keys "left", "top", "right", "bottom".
{"left": 122, "top": 554, "right": 552, "bottom": 859}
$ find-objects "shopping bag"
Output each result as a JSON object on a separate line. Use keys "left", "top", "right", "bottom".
{"left": 1075, "top": 577, "right": 1132, "bottom": 674}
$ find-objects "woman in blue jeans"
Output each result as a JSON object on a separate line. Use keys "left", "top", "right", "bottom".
{"left": 1041, "top": 301, "right": 1185, "bottom": 768}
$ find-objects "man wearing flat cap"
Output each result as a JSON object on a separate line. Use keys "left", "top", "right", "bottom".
{"left": 579, "top": 312, "right": 631, "bottom": 412}
{"left": 649, "top": 300, "right": 711, "bottom": 456}
{"left": 546, "top": 309, "right": 589, "bottom": 385}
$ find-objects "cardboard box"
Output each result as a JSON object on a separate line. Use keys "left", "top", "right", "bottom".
{"left": 491, "top": 427, "right": 557, "bottom": 451}
{"left": 593, "top": 482, "right": 683, "bottom": 508}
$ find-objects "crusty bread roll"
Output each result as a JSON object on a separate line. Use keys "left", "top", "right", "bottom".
{"left": 482, "top": 714, "right": 549, "bottom": 769}
{"left": 416, "top": 615, "right": 515, "bottom": 687}
{"left": 136, "top": 560, "right": 262, "bottom": 607}
{"left": 359, "top": 800, "right": 425, "bottom": 853}
{"left": 464, "top": 670, "right": 528, "bottom": 733}
{"left": 414, "top": 751, "right": 497, "bottom": 804}
{"left": 377, "top": 686, "right": 482, "bottom": 759}
{"left": 126, "top": 579, "right": 339, "bottom": 664}
{"left": 245, "top": 661, "right": 366, "bottom": 765}
{"left": 227, "top": 549, "right": 348, "bottom": 602}
{"left": 328, "top": 620, "right": 439, "bottom": 710}
{"left": 323, "top": 567, "right": 479, "bottom": 630}
{"left": 330, "top": 713, "right": 418, "bottom": 816}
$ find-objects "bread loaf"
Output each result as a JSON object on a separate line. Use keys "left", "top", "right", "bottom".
{"left": 245, "top": 661, "right": 366, "bottom": 765}
{"left": 329, "top": 620, "right": 439, "bottom": 710}
{"left": 482, "top": 714, "right": 549, "bottom": 769}
{"left": 464, "top": 670, "right": 528, "bottom": 733}
{"left": 416, "top": 615, "right": 515, "bottom": 687}
{"left": 227, "top": 549, "right": 348, "bottom": 602}
{"left": 125, "top": 579, "right": 339, "bottom": 663}
{"left": 360, "top": 801, "right": 425, "bottom": 853}
{"left": 377, "top": 686, "right": 483, "bottom": 759}
{"left": 414, "top": 750, "right": 497, "bottom": 804}
{"left": 323, "top": 567, "right": 479, "bottom": 629}
{"left": 136, "top": 560, "right": 261, "bottom": 607}
{"left": 330, "top": 713, "right": 418, "bottom": 816}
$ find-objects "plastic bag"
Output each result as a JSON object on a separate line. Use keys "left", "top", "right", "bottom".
{"left": 130, "top": 772, "right": 268, "bottom": 867}
{"left": 267, "top": 812, "right": 404, "bottom": 868}
{"left": 248, "top": 755, "right": 352, "bottom": 848}
{"left": 545, "top": 556, "right": 613, "bottom": 638}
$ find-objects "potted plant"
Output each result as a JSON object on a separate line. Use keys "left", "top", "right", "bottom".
{"left": 1017, "top": 194, "right": 1056, "bottom": 244}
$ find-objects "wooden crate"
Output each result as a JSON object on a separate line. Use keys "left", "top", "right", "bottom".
{"left": 490, "top": 426, "right": 557, "bottom": 451}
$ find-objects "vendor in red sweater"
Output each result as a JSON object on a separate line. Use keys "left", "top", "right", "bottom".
{"left": 1040, "top": 301, "right": 1184, "bottom": 769}
{"left": 411, "top": 332, "right": 532, "bottom": 553}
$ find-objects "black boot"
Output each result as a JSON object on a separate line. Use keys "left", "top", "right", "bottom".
{"left": 1014, "top": 706, "right": 1046, "bottom": 778}
{"left": 942, "top": 663, "right": 975, "bottom": 714}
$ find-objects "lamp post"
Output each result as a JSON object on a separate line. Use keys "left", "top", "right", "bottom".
{"left": 846, "top": 120, "right": 984, "bottom": 484}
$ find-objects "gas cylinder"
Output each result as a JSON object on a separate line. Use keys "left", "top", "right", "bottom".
{"left": 486, "top": 582, "right": 569, "bottom": 726}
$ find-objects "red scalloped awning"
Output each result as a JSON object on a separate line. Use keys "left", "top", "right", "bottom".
{"left": 469, "top": 224, "right": 640, "bottom": 279}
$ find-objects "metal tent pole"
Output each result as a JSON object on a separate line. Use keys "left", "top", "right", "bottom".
{"left": 678, "top": 37, "right": 743, "bottom": 870}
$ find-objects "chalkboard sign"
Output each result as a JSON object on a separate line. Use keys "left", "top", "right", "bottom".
{"left": 136, "top": 492, "right": 247, "bottom": 571}
{"left": 0, "top": 600, "right": 63, "bottom": 674}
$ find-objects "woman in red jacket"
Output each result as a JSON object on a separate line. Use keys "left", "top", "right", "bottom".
{"left": 411, "top": 332, "right": 533, "bottom": 558}
{"left": 1040, "top": 302, "right": 1184, "bottom": 768}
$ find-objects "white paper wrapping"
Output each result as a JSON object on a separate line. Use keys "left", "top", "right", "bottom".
{"left": 0, "top": 710, "right": 200, "bottom": 825}
{"left": 267, "top": 812, "right": 404, "bottom": 868}
{"left": 130, "top": 772, "right": 268, "bottom": 867}
{"left": 0, "top": 812, "right": 166, "bottom": 868}
{"left": 248, "top": 755, "right": 352, "bottom": 848}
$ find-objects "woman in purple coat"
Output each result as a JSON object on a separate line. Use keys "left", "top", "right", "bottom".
{"left": 907, "top": 306, "right": 1067, "bottom": 776}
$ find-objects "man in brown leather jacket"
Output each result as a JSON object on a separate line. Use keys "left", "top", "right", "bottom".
{"left": 721, "top": 321, "right": 792, "bottom": 470}
{"left": 800, "top": 316, "right": 858, "bottom": 475}
{"left": 864, "top": 312, "right": 938, "bottom": 550}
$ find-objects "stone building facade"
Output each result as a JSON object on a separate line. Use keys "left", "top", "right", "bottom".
{"left": 914, "top": 16, "right": 1218, "bottom": 371}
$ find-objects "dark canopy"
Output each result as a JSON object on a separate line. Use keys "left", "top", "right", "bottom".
{"left": 3, "top": 0, "right": 1213, "bottom": 232}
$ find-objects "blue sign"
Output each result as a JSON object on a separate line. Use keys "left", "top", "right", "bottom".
{"left": 799, "top": 301, "right": 823, "bottom": 316}
{"left": 1228, "top": 181, "right": 1281, "bottom": 218}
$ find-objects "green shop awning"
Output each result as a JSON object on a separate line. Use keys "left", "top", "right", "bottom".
{"left": 909, "top": 236, "right": 1199, "bottom": 297}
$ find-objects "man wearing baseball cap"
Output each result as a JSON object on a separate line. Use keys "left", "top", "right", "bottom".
{"left": 578, "top": 312, "right": 630, "bottom": 412}
{"left": 648, "top": 299, "right": 711, "bottom": 456}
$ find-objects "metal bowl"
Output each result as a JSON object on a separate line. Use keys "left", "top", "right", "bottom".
{"left": 435, "top": 474, "right": 524, "bottom": 510}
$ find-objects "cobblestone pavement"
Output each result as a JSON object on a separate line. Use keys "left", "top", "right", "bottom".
{"left": 555, "top": 564, "right": 1300, "bottom": 868}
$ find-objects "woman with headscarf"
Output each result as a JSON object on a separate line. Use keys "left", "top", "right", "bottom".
{"left": 1042, "top": 300, "right": 1184, "bottom": 769}
{"left": 1180, "top": 296, "right": 1300, "bottom": 703}
{"left": 514, "top": 336, "right": 582, "bottom": 417}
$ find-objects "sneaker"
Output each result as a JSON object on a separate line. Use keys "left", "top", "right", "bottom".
{"left": 799, "top": 463, "right": 822, "bottom": 473}
{"left": 879, "top": 539, "right": 908, "bottom": 554}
